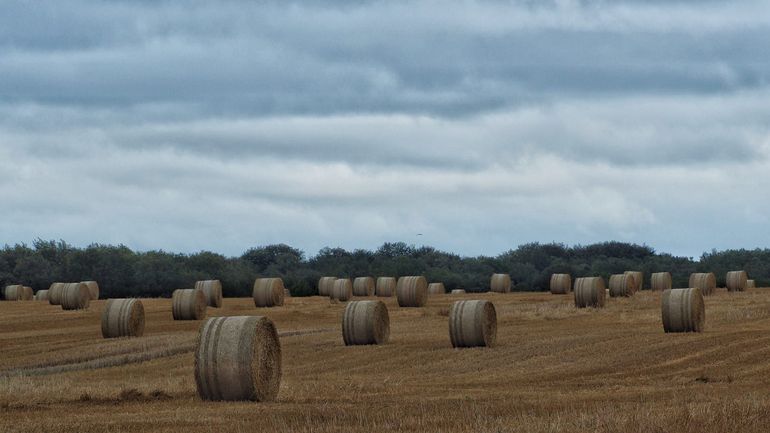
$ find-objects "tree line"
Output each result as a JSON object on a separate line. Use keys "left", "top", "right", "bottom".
{"left": 1, "top": 239, "right": 767, "bottom": 298}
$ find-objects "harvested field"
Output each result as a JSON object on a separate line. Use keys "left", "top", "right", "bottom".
{"left": 2, "top": 290, "right": 770, "bottom": 432}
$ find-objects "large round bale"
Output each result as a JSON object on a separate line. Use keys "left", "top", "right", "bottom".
{"left": 375, "top": 277, "right": 396, "bottom": 297}
{"left": 726, "top": 271, "right": 748, "bottom": 292}
{"left": 550, "top": 274, "right": 572, "bottom": 294}
{"left": 352, "top": 277, "right": 375, "bottom": 297}
{"left": 624, "top": 271, "right": 643, "bottom": 292}
{"left": 651, "top": 272, "right": 673, "bottom": 291}
{"left": 689, "top": 273, "right": 716, "bottom": 296}
{"left": 661, "top": 288, "right": 705, "bottom": 333}
{"left": 449, "top": 300, "right": 497, "bottom": 348}
{"left": 21, "top": 286, "right": 34, "bottom": 301}
{"left": 35, "top": 290, "right": 49, "bottom": 301}
{"left": 609, "top": 274, "right": 636, "bottom": 297}
{"left": 48, "top": 282, "right": 65, "bottom": 305}
{"left": 172, "top": 288, "right": 207, "bottom": 320}
{"left": 490, "top": 273, "right": 511, "bottom": 293}
{"left": 101, "top": 298, "right": 145, "bottom": 338}
{"left": 3, "top": 285, "right": 23, "bottom": 301}
{"left": 342, "top": 300, "right": 390, "bottom": 345}
{"left": 428, "top": 283, "right": 446, "bottom": 294}
{"left": 318, "top": 277, "right": 337, "bottom": 297}
{"left": 396, "top": 276, "right": 428, "bottom": 307}
{"left": 194, "top": 280, "right": 223, "bottom": 308}
{"left": 60, "top": 282, "right": 90, "bottom": 310}
{"left": 574, "top": 277, "right": 606, "bottom": 308}
{"left": 747, "top": 279, "right": 756, "bottom": 288}
{"left": 81, "top": 281, "right": 100, "bottom": 300}
{"left": 330, "top": 279, "right": 353, "bottom": 302}
{"left": 195, "top": 316, "right": 281, "bottom": 402}
{"left": 253, "top": 278, "right": 285, "bottom": 307}
{"left": 451, "top": 289, "right": 466, "bottom": 294}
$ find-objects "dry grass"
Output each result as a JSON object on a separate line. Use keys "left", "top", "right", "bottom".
{"left": 2, "top": 289, "right": 770, "bottom": 432}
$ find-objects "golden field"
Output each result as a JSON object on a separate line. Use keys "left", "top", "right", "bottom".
{"left": 2, "top": 289, "right": 770, "bottom": 433}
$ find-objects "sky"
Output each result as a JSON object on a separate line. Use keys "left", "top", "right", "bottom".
{"left": 1, "top": 0, "right": 769, "bottom": 259}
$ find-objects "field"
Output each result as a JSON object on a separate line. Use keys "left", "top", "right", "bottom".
{"left": 2, "top": 289, "right": 770, "bottom": 433}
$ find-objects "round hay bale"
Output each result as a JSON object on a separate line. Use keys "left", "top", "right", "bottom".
{"left": 396, "top": 276, "right": 428, "bottom": 307}
{"left": 651, "top": 272, "right": 672, "bottom": 291}
{"left": 352, "top": 277, "right": 375, "bottom": 297}
{"left": 21, "top": 286, "right": 34, "bottom": 301}
{"left": 661, "top": 288, "right": 704, "bottom": 333}
{"left": 624, "top": 271, "right": 643, "bottom": 292}
{"left": 342, "top": 300, "right": 390, "bottom": 345}
{"left": 284, "top": 288, "right": 291, "bottom": 297}
{"left": 81, "top": 281, "right": 100, "bottom": 300}
{"left": 574, "top": 277, "right": 606, "bottom": 308}
{"left": 451, "top": 289, "right": 466, "bottom": 294}
{"left": 172, "top": 288, "right": 207, "bottom": 320}
{"left": 195, "top": 315, "right": 281, "bottom": 402}
{"left": 490, "top": 273, "right": 511, "bottom": 293}
{"left": 48, "top": 282, "right": 65, "bottom": 305}
{"left": 747, "top": 279, "right": 756, "bottom": 289}
{"left": 375, "top": 277, "right": 396, "bottom": 297}
{"left": 609, "top": 274, "right": 636, "bottom": 297}
{"left": 330, "top": 278, "right": 353, "bottom": 302}
{"left": 449, "top": 300, "right": 497, "bottom": 348}
{"left": 35, "top": 290, "right": 49, "bottom": 301}
{"left": 689, "top": 273, "right": 716, "bottom": 296}
{"left": 101, "top": 298, "right": 145, "bottom": 338}
{"left": 428, "top": 282, "right": 445, "bottom": 294}
{"left": 550, "top": 274, "right": 572, "bottom": 294}
{"left": 253, "top": 278, "right": 285, "bottom": 307}
{"left": 60, "top": 282, "right": 90, "bottom": 310}
{"left": 194, "top": 280, "right": 223, "bottom": 308}
{"left": 3, "top": 285, "right": 23, "bottom": 301}
{"left": 318, "top": 277, "right": 337, "bottom": 297}
{"left": 726, "top": 271, "right": 748, "bottom": 292}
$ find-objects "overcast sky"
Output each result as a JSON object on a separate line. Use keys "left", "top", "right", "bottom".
{"left": 1, "top": 0, "right": 769, "bottom": 258}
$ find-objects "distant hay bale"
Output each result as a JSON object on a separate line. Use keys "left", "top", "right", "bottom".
{"left": 48, "top": 282, "right": 65, "bottom": 305}
{"left": 81, "top": 281, "right": 100, "bottom": 300}
{"left": 747, "top": 279, "right": 756, "bottom": 289}
{"left": 609, "top": 274, "right": 636, "bottom": 297}
{"left": 574, "top": 277, "right": 606, "bottom": 308}
{"left": 194, "top": 280, "right": 223, "bottom": 308}
{"left": 21, "top": 286, "right": 34, "bottom": 301}
{"left": 330, "top": 279, "right": 353, "bottom": 302}
{"left": 451, "top": 289, "right": 466, "bottom": 294}
{"left": 726, "top": 271, "right": 748, "bottom": 292}
{"left": 101, "top": 298, "right": 145, "bottom": 338}
{"left": 172, "top": 288, "right": 207, "bottom": 320}
{"left": 253, "top": 278, "right": 285, "bottom": 307}
{"left": 396, "top": 276, "right": 428, "bottom": 307}
{"left": 550, "top": 274, "right": 572, "bottom": 294}
{"left": 490, "top": 274, "right": 511, "bottom": 293}
{"left": 651, "top": 272, "right": 673, "bottom": 291}
{"left": 342, "top": 300, "right": 390, "bottom": 345}
{"left": 3, "top": 285, "right": 23, "bottom": 301}
{"left": 35, "top": 290, "right": 49, "bottom": 301}
{"left": 195, "top": 316, "right": 282, "bottom": 401}
{"left": 624, "top": 271, "right": 643, "bottom": 292}
{"left": 661, "top": 288, "right": 704, "bottom": 333}
{"left": 449, "top": 300, "right": 497, "bottom": 348}
{"left": 689, "top": 273, "right": 716, "bottom": 296}
{"left": 352, "top": 277, "right": 375, "bottom": 296}
{"left": 318, "top": 277, "right": 337, "bottom": 296}
{"left": 375, "top": 277, "right": 396, "bottom": 297}
{"left": 284, "top": 288, "right": 291, "bottom": 297}
{"left": 60, "top": 282, "right": 90, "bottom": 310}
{"left": 428, "top": 283, "right": 445, "bottom": 294}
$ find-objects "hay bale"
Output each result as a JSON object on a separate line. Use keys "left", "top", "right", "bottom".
{"left": 172, "top": 288, "right": 207, "bottom": 320}
{"left": 330, "top": 279, "right": 353, "bottom": 302}
{"left": 661, "top": 288, "right": 704, "bottom": 333}
{"left": 490, "top": 273, "right": 511, "bottom": 293}
{"left": 689, "top": 273, "right": 716, "bottom": 296}
{"left": 194, "top": 280, "right": 223, "bottom": 308}
{"left": 352, "top": 277, "right": 375, "bottom": 297}
{"left": 318, "top": 277, "right": 337, "bottom": 296}
{"left": 3, "top": 285, "right": 23, "bottom": 301}
{"left": 81, "top": 281, "right": 100, "bottom": 300}
{"left": 60, "top": 282, "right": 90, "bottom": 310}
{"left": 375, "top": 277, "right": 396, "bottom": 297}
{"left": 21, "top": 286, "right": 34, "bottom": 301}
{"left": 35, "top": 290, "right": 49, "bottom": 301}
{"left": 342, "top": 300, "right": 390, "bottom": 345}
{"left": 195, "top": 315, "right": 281, "bottom": 401}
{"left": 428, "top": 283, "right": 445, "bottom": 294}
{"left": 396, "top": 276, "right": 428, "bottom": 307}
{"left": 609, "top": 274, "right": 636, "bottom": 297}
{"left": 48, "top": 282, "right": 65, "bottom": 305}
{"left": 574, "top": 277, "right": 606, "bottom": 308}
{"left": 253, "top": 278, "right": 285, "bottom": 307}
{"left": 624, "top": 271, "right": 643, "bottom": 292}
{"left": 726, "top": 270, "right": 748, "bottom": 292}
{"left": 550, "top": 274, "right": 572, "bottom": 294}
{"left": 449, "top": 300, "right": 496, "bottom": 348}
{"left": 651, "top": 272, "right": 672, "bottom": 291}
{"left": 747, "top": 279, "right": 756, "bottom": 289}
{"left": 451, "top": 289, "right": 466, "bottom": 294}
{"left": 284, "top": 288, "right": 291, "bottom": 297}
{"left": 101, "top": 298, "right": 145, "bottom": 338}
